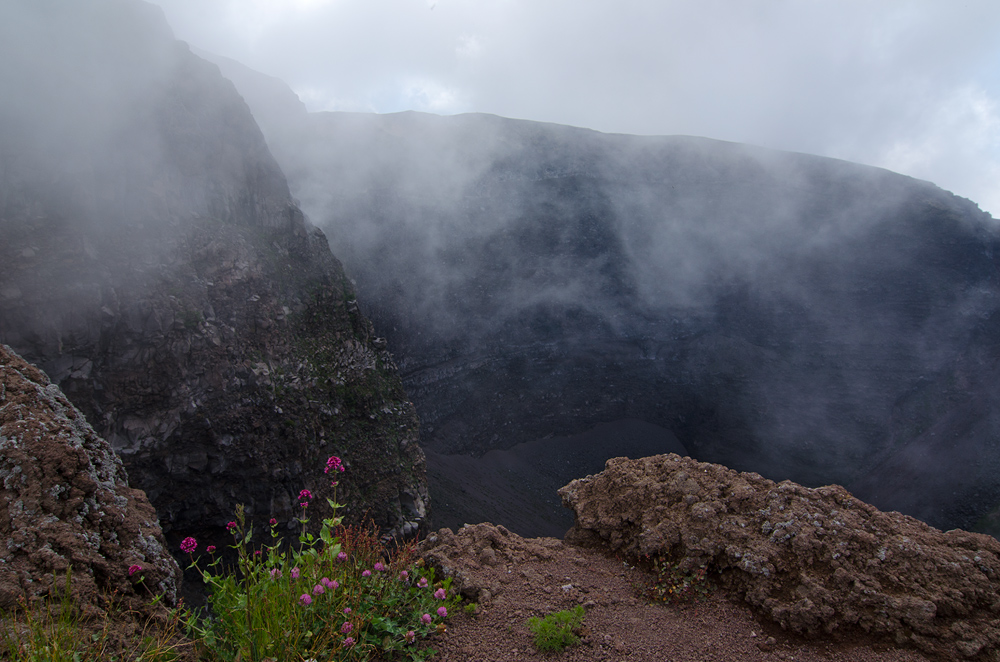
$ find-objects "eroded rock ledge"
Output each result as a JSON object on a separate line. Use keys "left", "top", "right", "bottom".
{"left": 0, "top": 344, "right": 180, "bottom": 610}
{"left": 559, "top": 454, "right": 1000, "bottom": 661}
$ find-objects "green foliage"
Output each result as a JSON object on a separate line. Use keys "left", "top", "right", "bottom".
{"left": 639, "top": 555, "right": 712, "bottom": 604}
{"left": 179, "top": 465, "right": 458, "bottom": 661}
{"left": 0, "top": 569, "right": 186, "bottom": 662}
{"left": 526, "top": 605, "right": 585, "bottom": 653}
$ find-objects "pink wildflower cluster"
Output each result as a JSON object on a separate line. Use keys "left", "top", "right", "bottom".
{"left": 127, "top": 564, "right": 141, "bottom": 577}
{"left": 180, "top": 537, "right": 197, "bottom": 554}
{"left": 373, "top": 562, "right": 386, "bottom": 572}
{"left": 226, "top": 521, "right": 237, "bottom": 533}
{"left": 298, "top": 489, "right": 312, "bottom": 508}
{"left": 207, "top": 545, "right": 217, "bottom": 554}
{"left": 326, "top": 456, "right": 345, "bottom": 486}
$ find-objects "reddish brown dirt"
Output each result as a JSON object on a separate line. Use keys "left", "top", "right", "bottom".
{"left": 417, "top": 523, "right": 931, "bottom": 662}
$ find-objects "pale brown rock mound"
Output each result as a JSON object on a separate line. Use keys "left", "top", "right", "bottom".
{"left": 0, "top": 345, "right": 181, "bottom": 611}
{"left": 559, "top": 454, "right": 1000, "bottom": 661}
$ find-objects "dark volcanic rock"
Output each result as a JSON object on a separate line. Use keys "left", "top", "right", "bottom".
{"left": 0, "top": 1, "right": 425, "bottom": 552}
{"left": 208, "top": 74, "right": 1000, "bottom": 534}
{"left": 560, "top": 454, "right": 1000, "bottom": 661}
{"left": 0, "top": 344, "right": 180, "bottom": 610}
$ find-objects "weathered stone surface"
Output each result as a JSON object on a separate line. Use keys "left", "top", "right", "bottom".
{"left": 0, "top": 344, "right": 180, "bottom": 609}
{"left": 560, "top": 454, "right": 1000, "bottom": 661}
{"left": 0, "top": 1, "right": 426, "bottom": 553}
{"left": 418, "top": 523, "right": 566, "bottom": 603}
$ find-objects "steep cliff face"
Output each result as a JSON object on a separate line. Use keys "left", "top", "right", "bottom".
{"left": 213, "top": 63, "right": 1000, "bottom": 535}
{"left": 0, "top": 0, "right": 426, "bottom": 550}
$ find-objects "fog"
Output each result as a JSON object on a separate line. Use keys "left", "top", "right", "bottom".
{"left": 153, "top": 0, "right": 1000, "bottom": 217}
{"left": 207, "top": 52, "right": 1000, "bottom": 534}
{"left": 5, "top": 0, "right": 1000, "bottom": 540}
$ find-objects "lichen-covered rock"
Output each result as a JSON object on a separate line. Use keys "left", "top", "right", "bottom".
{"left": 0, "top": 344, "right": 180, "bottom": 610}
{"left": 559, "top": 454, "right": 1000, "bottom": 661}
{"left": 418, "top": 523, "right": 567, "bottom": 603}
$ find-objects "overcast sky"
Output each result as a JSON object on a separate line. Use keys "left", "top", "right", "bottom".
{"left": 151, "top": 0, "right": 1000, "bottom": 217}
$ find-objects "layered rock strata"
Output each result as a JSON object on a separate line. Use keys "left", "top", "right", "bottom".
{"left": 0, "top": 344, "right": 180, "bottom": 610}
{"left": 560, "top": 454, "right": 1000, "bottom": 661}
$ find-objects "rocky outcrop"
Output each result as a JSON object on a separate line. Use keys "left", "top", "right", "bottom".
{"left": 560, "top": 454, "right": 1000, "bottom": 661}
{"left": 0, "top": 0, "right": 425, "bottom": 552}
{"left": 0, "top": 344, "right": 180, "bottom": 610}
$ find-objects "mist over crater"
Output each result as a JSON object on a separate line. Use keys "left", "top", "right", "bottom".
{"left": 211, "top": 55, "right": 1000, "bottom": 536}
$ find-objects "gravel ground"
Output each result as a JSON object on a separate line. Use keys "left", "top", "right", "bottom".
{"left": 415, "top": 532, "right": 932, "bottom": 662}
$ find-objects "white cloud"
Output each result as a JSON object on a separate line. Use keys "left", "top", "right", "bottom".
{"left": 399, "top": 77, "right": 466, "bottom": 114}
{"left": 456, "top": 34, "right": 482, "bottom": 60}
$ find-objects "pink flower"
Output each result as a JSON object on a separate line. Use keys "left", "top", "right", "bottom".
{"left": 291, "top": 567, "right": 300, "bottom": 579}
{"left": 434, "top": 588, "right": 446, "bottom": 600}
{"left": 206, "top": 545, "right": 216, "bottom": 554}
{"left": 330, "top": 481, "right": 338, "bottom": 487}
{"left": 337, "top": 551, "right": 347, "bottom": 562}
{"left": 361, "top": 569, "right": 371, "bottom": 578}
{"left": 226, "top": 521, "right": 237, "bottom": 532}
{"left": 343, "top": 607, "right": 352, "bottom": 615}
{"left": 180, "top": 537, "right": 197, "bottom": 554}
{"left": 341, "top": 621, "right": 353, "bottom": 634}
{"left": 269, "top": 518, "right": 277, "bottom": 526}
{"left": 299, "top": 593, "right": 312, "bottom": 606}
{"left": 313, "top": 584, "right": 325, "bottom": 595}
{"left": 417, "top": 577, "right": 428, "bottom": 588}
{"left": 321, "top": 577, "right": 338, "bottom": 589}
{"left": 373, "top": 562, "right": 385, "bottom": 572}
{"left": 421, "top": 613, "right": 432, "bottom": 625}
{"left": 343, "top": 637, "right": 355, "bottom": 647}
{"left": 405, "top": 630, "right": 416, "bottom": 644}
{"left": 298, "top": 489, "right": 312, "bottom": 501}
{"left": 127, "top": 564, "right": 141, "bottom": 576}
{"left": 254, "top": 550, "right": 262, "bottom": 556}
{"left": 399, "top": 570, "right": 409, "bottom": 581}
{"left": 270, "top": 568, "right": 282, "bottom": 580}
{"left": 325, "top": 456, "right": 345, "bottom": 474}
{"left": 437, "top": 606, "right": 448, "bottom": 618}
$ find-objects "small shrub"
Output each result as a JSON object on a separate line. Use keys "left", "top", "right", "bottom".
{"left": 526, "top": 605, "right": 585, "bottom": 653}
{"left": 178, "top": 455, "right": 459, "bottom": 661}
{"left": 639, "top": 555, "right": 712, "bottom": 604}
